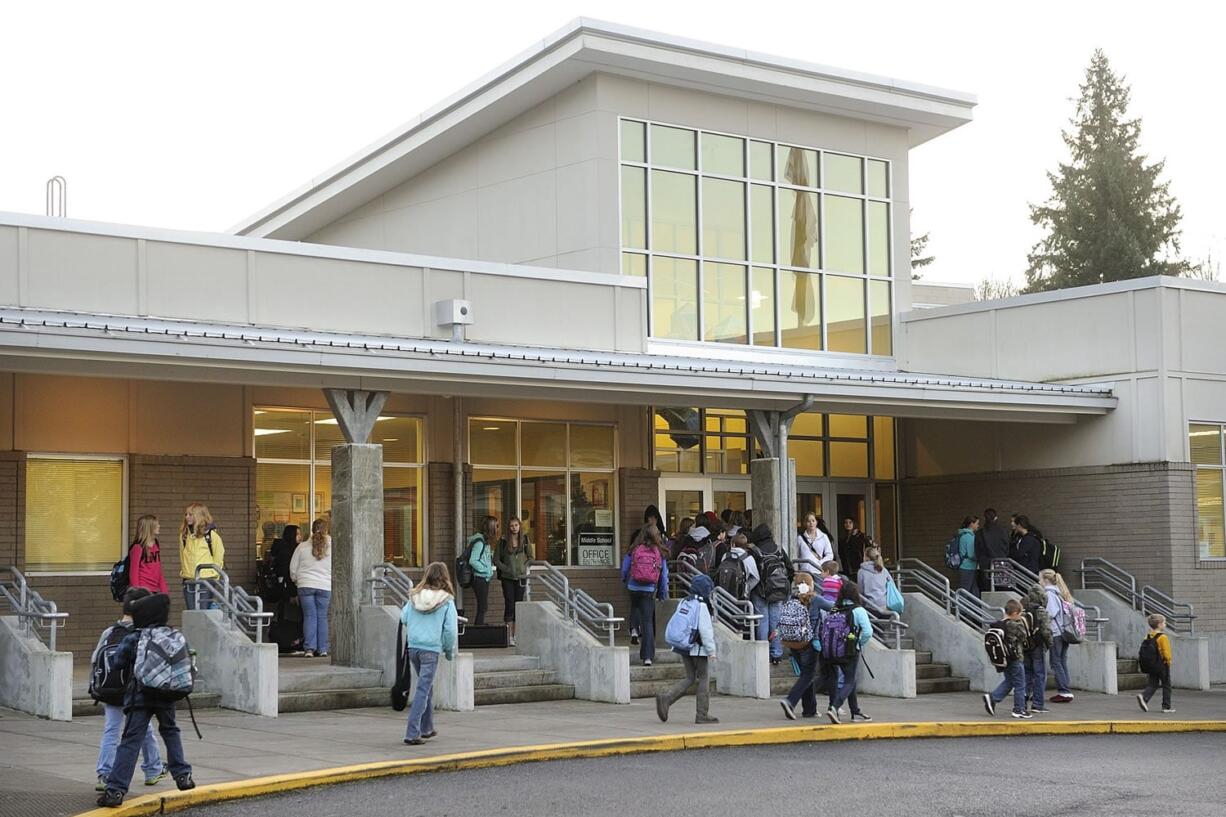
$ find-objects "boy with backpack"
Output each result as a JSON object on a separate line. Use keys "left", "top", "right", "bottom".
{"left": 1136, "top": 614, "right": 1174, "bottom": 713}
{"left": 90, "top": 587, "right": 166, "bottom": 792}
{"left": 714, "top": 533, "right": 759, "bottom": 603}
{"left": 1021, "top": 585, "right": 1053, "bottom": 714}
{"left": 746, "top": 524, "right": 793, "bottom": 665}
{"left": 657, "top": 574, "right": 719, "bottom": 725}
{"left": 96, "top": 592, "right": 196, "bottom": 808}
{"left": 982, "top": 598, "right": 1032, "bottom": 719}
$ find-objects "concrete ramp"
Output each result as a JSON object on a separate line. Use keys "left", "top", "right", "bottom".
{"left": 516, "top": 601, "right": 630, "bottom": 704}
{"left": 183, "top": 609, "right": 278, "bottom": 716}
{"left": 0, "top": 616, "right": 71, "bottom": 720}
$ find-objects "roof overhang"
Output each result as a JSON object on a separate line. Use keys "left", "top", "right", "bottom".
{"left": 0, "top": 309, "right": 1114, "bottom": 424}
{"left": 232, "top": 18, "right": 976, "bottom": 241}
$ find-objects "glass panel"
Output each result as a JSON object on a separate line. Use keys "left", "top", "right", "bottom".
{"left": 622, "top": 252, "right": 647, "bottom": 277}
{"left": 701, "top": 177, "right": 746, "bottom": 260}
{"left": 620, "top": 119, "right": 645, "bottom": 163}
{"left": 469, "top": 419, "right": 517, "bottom": 466}
{"left": 824, "top": 153, "right": 863, "bottom": 194}
{"left": 873, "top": 416, "right": 896, "bottom": 479}
{"left": 791, "top": 439, "right": 824, "bottom": 477}
{"left": 383, "top": 467, "right": 423, "bottom": 567}
{"left": 25, "top": 458, "right": 123, "bottom": 571}
{"left": 569, "top": 425, "right": 615, "bottom": 469}
{"left": 620, "top": 166, "right": 647, "bottom": 249}
{"left": 826, "top": 275, "right": 867, "bottom": 354}
{"left": 312, "top": 414, "right": 346, "bottom": 462}
{"left": 871, "top": 280, "right": 892, "bottom": 356}
{"left": 372, "top": 416, "right": 422, "bottom": 464}
{"left": 254, "top": 409, "right": 311, "bottom": 460}
{"left": 796, "top": 492, "right": 824, "bottom": 531}
{"left": 522, "top": 470, "right": 567, "bottom": 565}
{"left": 655, "top": 407, "right": 701, "bottom": 473}
{"left": 650, "top": 124, "right": 696, "bottom": 169}
{"left": 714, "top": 491, "right": 748, "bottom": 514}
{"left": 256, "top": 462, "right": 311, "bottom": 558}
{"left": 778, "top": 145, "right": 818, "bottom": 187}
{"left": 701, "top": 132, "right": 744, "bottom": 176}
{"left": 651, "top": 170, "right": 697, "bottom": 254}
{"left": 472, "top": 468, "right": 516, "bottom": 535}
{"left": 751, "top": 266, "right": 776, "bottom": 346}
{"left": 780, "top": 269, "right": 822, "bottom": 350}
{"left": 314, "top": 465, "right": 333, "bottom": 524}
{"left": 778, "top": 189, "right": 819, "bottom": 269}
{"left": 829, "top": 414, "right": 868, "bottom": 438}
{"left": 868, "top": 201, "right": 890, "bottom": 278}
{"left": 867, "top": 159, "right": 889, "bottom": 198}
{"left": 830, "top": 441, "right": 869, "bottom": 477}
{"left": 706, "top": 432, "right": 749, "bottom": 475}
{"left": 1190, "top": 424, "right": 1223, "bottom": 465}
{"left": 825, "top": 195, "right": 865, "bottom": 274}
{"left": 1195, "top": 470, "right": 1225, "bottom": 559}
{"left": 874, "top": 484, "right": 898, "bottom": 565}
{"left": 703, "top": 262, "right": 747, "bottom": 344}
{"left": 791, "top": 412, "right": 823, "bottom": 437}
{"left": 571, "top": 472, "right": 616, "bottom": 566}
{"left": 521, "top": 422, "right": 567, "bottom": 467}
{"left": 750, "top": 141, "right": 773, "bottom": 181}
{"left": 664, "top": 490, "right": 703, "bottom": 538}
{"left": 750, "top": 185, "right": 774, "bottom": 264}
{"left": 651, "top": 257, "right": 699, "bottom": 340}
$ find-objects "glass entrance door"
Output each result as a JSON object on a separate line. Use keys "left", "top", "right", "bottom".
{"left": 660, "top": 478, "right": 708, "bottom": 539}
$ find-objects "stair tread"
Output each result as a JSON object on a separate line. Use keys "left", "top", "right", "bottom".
{"left": 474, "top": 669, "right": 557, "bottom": 689}
{"left": 475, "top": 683, "right": 575, "bottom": 705}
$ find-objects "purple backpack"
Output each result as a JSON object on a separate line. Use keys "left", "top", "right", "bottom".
{"left": 818, "top": 606, "right": 861, "bottom": 665}
{"left": 629, "top": 545, "right": 662, "bottom": 585}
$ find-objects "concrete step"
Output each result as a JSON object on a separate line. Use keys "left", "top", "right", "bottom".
{"left": 1117, "top": 673, "right": 1150, "bottom": 691}
{"left": 630, "top": 663, "right": 688, "bottom": 682}
{"left": 771, "top": 676, "right": 799, "bottom": 695}
{"left": 473, "top": 669, "right": 557, "bottom": 690}
{"left": 630, "top": 651, "right": 683, "bottom": 665}
{"left": 914, "top": 651, "right": 934, "bottom": 665}
{"left": 1117, "top": 659, "right": 1141, "bottom": 674}
{"left": 474, "top": 683, "right": 574, "bottom": 706}
{"left": 278, "top": 687, "right": 389, "bottom": 713}
{"left": 631, "top": 678, "right": 714, "bottom": 699}
{"left": 277, "top": 665, "right": 383, "bottom": 693}
{"left": 916, "top": 662, "right": 953, "bottom": 680}
{"left": 472, "top": 654, "right": 541, "bottom": 673}
{"left": 916, "top": 676, "right": 971, "bottom": 694}
{"left": 73, "top": 692, "right": 222, "bottom": 718}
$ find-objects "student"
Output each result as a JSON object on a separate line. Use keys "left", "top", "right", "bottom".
{"left": 819, "top": 560, "right": 844, "bottom": 604}
{"left": 269, "top": 525, "right": 303, "bottom": 654}
{"left": 746, "top": 523, "right": 793, "bottom": 665}
{"left": 494, "top": 516, "right": 533, "bottom": 646}
{"left": 466, "top": 517, "right": 496, "bottom": 626}
{"left": 796, "top": 513, "right": 834, "bottom": 573}
{"left": 1040, "top": 568, "right": 1076, "bottom": 703}
{"left": 1023, "top": 584, "right": 1053, "bottom": 714}
{"left": 95, "top": 592, "right": 194, "bottom": 807}
{"left": 1013, "top": 515, "right": 1041, "bottom": 575}
{"left": 627, "top": 507, "right": 664, "bottom": 644}
{"left": 982, "top": 598, "right": 1032, "bottom": 719}
{"left": 669, "top": 517, "right": 695, "bottom": 561}
{"left": 655, "top": 574, "right": 719, "bottom": 725}
{"left": 290, "top": 519, "right": 332, "bottom": 658}
{"left": 127, "top": 515, "right": 169, "bottom": 594}
{"left": 820, "top": 580, "right": 873, "bottom": 723}
{"left": 856, "top": 546, "right": 893, "bottom": 613}
{"left": 1137, "top": 614, "right": 1175, "bottom": 714}
{"left": 91, "top": 588, "right": 166, "bottom": 793}
{"left": 957, "top": 516, "right": 980, "bottom": 598}
{"left": 400, "top": 562, "right": 458, "bottom": 745}
{"left": 621, "top": 524, "right": 669, "bottom": 666}
{"left": 838, "top": 518, "right": 869, "bottom": 578}
{"left": 975, "top": 508, "right": 1011, "bottom": 592}
{"left": 779, "top": 573, "right": 830, "bottom": 719}
{"left": 179, "top": 503, "right": 224, "bottom": 610}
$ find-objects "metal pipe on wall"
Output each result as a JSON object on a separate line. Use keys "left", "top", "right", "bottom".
{"left": 453, "top": 396, "right": 464, "bottom": 613}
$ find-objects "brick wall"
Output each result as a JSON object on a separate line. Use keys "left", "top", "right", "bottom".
{"left": 0, "top": 452, "right": 19, "bottom": 567}
{"left": 619, "top": 467, "right": 661, "bottom": 541}
{"left": 900, "top": 461, "right": 1223, "bottom": 631}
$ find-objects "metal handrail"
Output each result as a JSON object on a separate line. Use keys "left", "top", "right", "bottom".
{"left": 526, "top": 561, "right": 623, "bottom": 647}
{"left": 366, "top": 563, "right": 467, "bottom": 634}
{"left": 1078, "top": 557, "right": 1196, "bottom": 634}
{"left": 0, "top": 566, "right": 68, "bottom": 651}
{"left": 189, "top": 564, "right": 272, "bottom": 643}
{"left": 793, "top": 558, "right": 908, "bottom": 650}
{"left": 669, "top": 558, "right": 762, "bottom": 639}
{"left": 895, "top": 558, "right": 953, "bottom": 613}
{"left": 987, "top": 558, "right": 1039, "bottom": 593}
{"left": 952, "top": 588, "right": 1006, "bottom": 633}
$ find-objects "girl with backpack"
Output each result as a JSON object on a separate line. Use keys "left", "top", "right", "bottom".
{"left": 128, "top": 515, "right": 169, "bottom": 594}
{"left": 621, "top": 524, "right": 669, "bottom": 666}
{"left": 778, "top": 573, "right": 831, "bottom": 719}
{"left": 656, "top": 573, "right": 718, "bottom": 725}
{"left": 1040, "top": 568, "right": 1076, "bottom": 703}
{"left": 465, "top": 517, "right": 497, "bottom": 626}
{"left": 494, "top": 517, "right": 533, "bottom": 646}
{"left": 399, "top": 562, "right": 458, "bottom": 745}
{"left": 818, "top": 580, "right": 873, "bottom": 723}
{"left": 179, "top": 503, "right": 224, "bottom": 611}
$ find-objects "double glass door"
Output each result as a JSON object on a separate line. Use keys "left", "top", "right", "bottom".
{"left": 659, "top": 478, "right": 748, "bottom": 538}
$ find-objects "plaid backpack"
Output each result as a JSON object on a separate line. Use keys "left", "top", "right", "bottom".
{"left": 135, "top": 625, "right": 196, "bottom": 701}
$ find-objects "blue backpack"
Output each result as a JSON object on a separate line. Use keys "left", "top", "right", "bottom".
{"left": 818, "top": 606, "right": 860, "bottom": 665}
{"left": 944, "top": 532, "right": 962, "bottom": 569}
{"left": 665, "top": 597, "right": 704, "bottom": 651}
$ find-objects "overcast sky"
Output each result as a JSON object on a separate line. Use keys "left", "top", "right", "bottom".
{"left": 2, "top": 1, "right": 1221, "bottom": 287}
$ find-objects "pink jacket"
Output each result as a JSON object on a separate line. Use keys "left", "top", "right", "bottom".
{"left": 128, "top": 541, "right": 169, "bottom": 594}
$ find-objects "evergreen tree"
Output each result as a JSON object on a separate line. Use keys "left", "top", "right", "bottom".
{"left": 1026, "top": 50, "right": 1189, "bottom": 292}
{"left": 910, "top": 231, "right": 934, "bottom": 279}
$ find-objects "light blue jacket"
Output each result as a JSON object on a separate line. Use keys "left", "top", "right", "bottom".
{"left": 957, "top": 528, "right": 978, "bottom": 571}
{"left": 467, "top": 534, "right": 494, "bottom": 581}
{"left": 400, "top": 588, "right": 457, "bottom": 659}
{"left": 674, "top": 596, "right": 717, "bottom": 657}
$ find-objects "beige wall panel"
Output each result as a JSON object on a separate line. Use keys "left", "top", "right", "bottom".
{"left": 463, "top": 398, "right": 622, "bottom": 422}
{"left": 595, "top": 73, "right": 649, "bottom": 117}
{"left": 382, "top": 192, "right": 482, "bottom": 259}
{"left": 553, "top": 73, "right": 599, "bottom": 121}
{"left": 26, "top": 230, "right": 138, "bottom": 314}
{"left": 556, "top": 160, "right": 601, "bottom": 255}
{"left": 553, "top": 248, "right": 606, "bottom": 276}
{"left": 308, "top": 214, "right": 387, "bottom": 251}
{"left": 616, "top": 286, "right": 648, "bottom": 352}
{"left": 476, "top": 172, "right": 558, "bottom": 263}
{"left": 775, "top": 107, "right": 867, "bottom": 156}
{"left": 464, "top": 276, "right": 615, "bottom": 349}
{"left": 904, "top": 311, "right": 996, "bottom": 376}
{"left": 993, "top": 293, "right": 1135, "bottom": 381}
{"left": 1177, "top": 290, "right": 1226, "bottom": 374}
{"left": 646, "top": 82, "right": 749, "bottom": 135}
{"left": 999, "top": 394, "right": 1136, "bottom": 471}
{"left": 744, "top": 100, "right": 778, "bottom": 140}
{"left": 477, "top": 123, "right": 558, "bottom": 187}
{"left": 15, "top": 373, "right": 128, "bottom": 453}
{"left": 555, "top": 110, "right": 609, "bottom": 166}
{"left": 0, "top": 373, "right": 12, "bottom": 450}
{"left": 595, "top": 158, "right": 621, "bottom": 254}
{"left": 1130, "top": 288, "right": 1161, "bottom": 372}
{"left": 131, "top": 381, "right": 244, "bottom": 456}
{"left": 378, "top": 151, "right": 480, "bottom": 214}
{"left": 1183, "top": 377, "right": 1226, "bottom": 426}
{"left": 904, "top": 418, "right": 997, "bottom": 477}
{"left": 146, "top": 243, "right": 248, "bottom": 323}
{"left": 1134, "top": 376, "right": 1166, "bottom": 462}
{"left": 0, "top": 226, "right": 18, "bottom": 306}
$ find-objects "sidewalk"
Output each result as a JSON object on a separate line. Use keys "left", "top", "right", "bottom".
{"left": 3, "top": 687, "right": 1223, "bottom": 817}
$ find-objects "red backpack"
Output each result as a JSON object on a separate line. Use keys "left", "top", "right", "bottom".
{"left": 628, "top": 544, "right": 663, "bottom": 585}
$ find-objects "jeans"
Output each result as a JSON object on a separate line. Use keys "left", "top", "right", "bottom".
{"left": 785, "top": 646, "right": 820, "bottom": 716}
{"left": 1141, "top": 667, "right": 1172, "bottom": 710}
{"left": 182, "top": 581, "right": 213, "bottom": 611}
{"left": 990, "top": 660, "right": 1027, "bottom": 714}
{"left": 629, "top": 591, "right": 656, "bottom": 662}
{"left": 105, "top": 705, "right": 190, "bottom": 795}
{"left": 825, "top": 657, "right": 861, "bottom": 713}
{"left": 751, "top": 596, "right": 784, "bottom": 660}
{"left": 470, "top": 576, "right": 489, "bottom": 626}
{"left": 298, "top": 588, "right": 331, "bottom": 653}
{"left": 97, "top": 703, "right": 162, "bottom": 779}
{"left": 659, "top": 654, "right": 710, "bottom": 719}
{"left": 1049, "top": 636, "right": 1071, "bottom": 695}
{"left": 958, "top": 569, "right": 980, "bottom": 598}
{"left": 405, "top": 649, "right": 439, "bottom": 740}
{"left": 1024, "top": 648, "right": 1048, "bottom": 710}
{"left": 501, "top": 579, "right": 526, "bottom": 623}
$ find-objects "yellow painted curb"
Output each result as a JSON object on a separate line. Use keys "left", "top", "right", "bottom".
{"left": 74, "top": 719, "right": 1226, "bottom": 817}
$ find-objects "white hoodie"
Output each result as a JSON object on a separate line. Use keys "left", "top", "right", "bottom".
{"left": 289, "top": 538, "right": 332, "bottom": 591}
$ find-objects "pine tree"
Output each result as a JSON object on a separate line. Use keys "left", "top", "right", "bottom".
{"left": 1026, "top": 50, "right": 1189, "bottom": 292}
{"left": 910, "top": 231, "right": 934, "bottom": 280}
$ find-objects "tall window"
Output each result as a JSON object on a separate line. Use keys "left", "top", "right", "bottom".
{"left": 25, "top": 455, "right": 126, "bottom": 572}
{"left": 254, "top": 409, "right": 426, "bottom": 567}
{"left": 1190, "top": 423, "right": 1226, "bottom": 560}
{"left": 654, "top": 408, "right": 752, "bottom": 474}
{"left": 469, "top": 419, "right": 617, "bottom": 567}
{"left": 621, "top": 119, "right": 893, "bottom": 356}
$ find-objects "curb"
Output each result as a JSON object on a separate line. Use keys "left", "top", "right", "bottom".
{"left": 75, "top": 719, "right": 1226, "bottom": 816}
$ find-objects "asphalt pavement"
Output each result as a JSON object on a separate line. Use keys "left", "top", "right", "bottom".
{"left": 186, "top": 733, "right": 1224, "bottom": 817}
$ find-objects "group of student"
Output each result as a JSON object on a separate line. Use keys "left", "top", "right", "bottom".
{"left": 950, "top": 508, "right": 1060, "bottom": 599}
{"left": 458, "top": 515, "right": 533, "bottom": 644}
{"left": 259, "top": 518, "right": 334, "bottom": 657}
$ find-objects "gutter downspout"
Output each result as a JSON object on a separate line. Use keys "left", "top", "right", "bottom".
{"left": 779, "top": 395, "right": 816, "bottom": 552}
{"left": 454, "top": 396, "right": 464, "bottom": 614}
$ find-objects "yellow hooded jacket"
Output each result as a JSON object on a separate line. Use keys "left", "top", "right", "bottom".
{"left": 180, "top": 527, "right": 225, "bottom": 580}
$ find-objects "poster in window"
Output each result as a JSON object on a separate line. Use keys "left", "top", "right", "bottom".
{"left": 577, "top": 531, "right": 615, "bottom": 566}
{"left": 292, "top": 494, "right": 307, "bottom": 513}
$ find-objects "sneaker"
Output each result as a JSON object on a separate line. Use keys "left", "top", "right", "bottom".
{"left": 1137, "top": 693, "right": 1149, "bottom": 713}
{"left": 695, "top": 715, "right": 720, "bottom": 724}
{"left": 422, "top": 730, "right": 437, "bottom": 739}
{"left": 850, "top": 711, "right": 873, "bottom": 722}
{"left": 317, "top": 651, "right": 328, "bottom": 658}
{"left": 826, "top": 706, "right": 841, "bottom": 725}
{"left": 289, "top": 649, "right": 305, "bottom": 656}
{"left": 655, "top": 693, "right": 669, "bottom": 723}
{"left": 303, "top": 650, "right": 316, "bottom": 658}
{"left": 982, "top": 694, "right": 996, "bottom": 716}
{"left": 144, "top": 766, "right": 168, "bottom": 786}
{"left": 780, "top": 699, "right": 797, "bottom": 721}
{"left": 508, "top": 636, "right": 516, "bottom": 647}
{"left": 643, "top": 659, "right": 653, "bottom": 667}
{"left": 97, "top": 789, "right": 124, "bottom": 808}
{"left": 1030, "top": 707, "right": 1047, "bottom": 715}
{"left": 404, "top": 738, "right": 424, "bottom": 745}
{"left": 96, "top": 774, "right": 108, "bottom": 792}
{"left": 174, "top": 774, "right": 195, "bottom": 791}
{"left": 630, "top": 630, "right": 639, "bottom": 645}
{"left": 1162, "top": 708, "right": 1177, "bottom": 714}
{"left": 1011, "top": 711, "right": 1033, "bottom": 719}
{"left": 1049, "top": 694, "right": 1072, "bottom": 704}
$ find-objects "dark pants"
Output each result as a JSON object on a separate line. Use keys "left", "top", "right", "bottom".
{"left": 470, "top": 576, "right": 489, "bottom": 626}
{"left": 501, "top": 578, "right": 526, "bottom": 622}
{"left": 824, "top": 657, "right": 861, "bottom": 713}
{"left": 1024, "top": 648, "right": 1048, "bottom": 711}
{"left": 990, "top": 660, "right": 1027, "bottom": 714}
{"left": 785, "top": 646, "right": 820, "bottom": 716}
{"left": 660, "top": 654, "right": 710, "bottom": 719}
{"left": 958, "top": 569, "right": 980, "bottom": 598}
{"left": 105, "top": 704, "right": 190, "bottom": 795}
{"left": 629, "top": 591, "right": 656, "bottom": 662}
{"left": 1142, "top": 667, "right": 1172, "bottom": 710}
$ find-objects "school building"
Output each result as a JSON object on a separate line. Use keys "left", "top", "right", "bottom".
{"left": 1, "top": 19, "right": 1222, "bottom": 662}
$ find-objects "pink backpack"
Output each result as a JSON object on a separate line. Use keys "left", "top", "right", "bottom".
{"left": 628, "top": 545, "right": 662, "bottom": 585}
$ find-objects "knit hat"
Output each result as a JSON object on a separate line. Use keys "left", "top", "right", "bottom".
{"left": 690, "top": 573, "right": 714, "bottom": 599}
{"left": 129, "top": 592, "right": 170, "bottom": 628}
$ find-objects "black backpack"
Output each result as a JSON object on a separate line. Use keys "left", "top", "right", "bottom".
{"left": 984, "top": 622, "right": 1010, "bottom": 671}
{"left": 1138, "top": 633, "right": 1164, "bottom": 675}
{"left": 108, "top": 554, "right": 131, "bottom": 603}
{"left": 715, "top": 551, "right": 748, "bottom": 599}
{"left": 1038, "top": 537, "right": 1061, "bottom": 571}
{"left": 89, "top": 624, "right": 132, "bottom": 706}
{"left": 755, "top": 545, "right": 791, "bottom": 604}
{"left": 454, "top": 538, "right": 480, "bottom": 590}
{"left": 1019, "top": 607, "right": 1041, "bottom": 651}
{"left": 391, "top": 620, "right": 412, "bottom": 711}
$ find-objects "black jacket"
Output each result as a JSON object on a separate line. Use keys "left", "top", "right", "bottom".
{"left": 977, "top": 520, "right": 1011, "bottom": 563}
{"left": 838, "top": 530, "right": 868, "bottom": 576}
{"left": 1015, "top": 533, "right": 1042, "bottom": 573}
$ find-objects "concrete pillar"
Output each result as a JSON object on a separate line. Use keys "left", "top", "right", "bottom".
{"left": 751, "top": 457, "right": 783, "bottom": 554}
{"left": 331, "top": 443, "right": 385, "bottom": 666}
